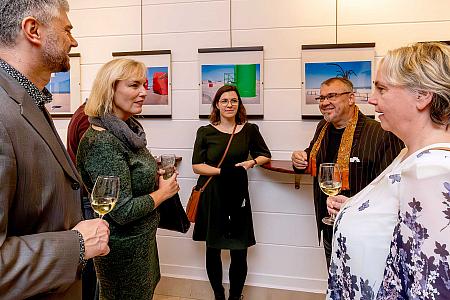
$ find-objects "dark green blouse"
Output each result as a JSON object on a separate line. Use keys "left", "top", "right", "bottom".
{"left": 77, "top": 127, "right": 160, "bottom": 299}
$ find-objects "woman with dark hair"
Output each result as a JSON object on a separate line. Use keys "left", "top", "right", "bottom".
{"left": 192, "top": 85, "right": 271, "bottom": 300}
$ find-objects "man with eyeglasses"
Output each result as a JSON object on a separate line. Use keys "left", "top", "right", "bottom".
{"left": 291, "top": 77, "right": 403, "bottom": 267}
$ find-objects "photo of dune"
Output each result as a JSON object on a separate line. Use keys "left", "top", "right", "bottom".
{"left": 145, "top": 66, "right": 169, "bottom": 105}
{"left": 304, "top": 61, "right": 372, "bottom": 105}
{"left": 201, "top": 64, "right": 261, "bottom": 105}
{"left": 45, "top": 71, "right": 71, "bottom": 113}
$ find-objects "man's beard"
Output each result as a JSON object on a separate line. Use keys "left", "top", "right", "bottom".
{"left": 321, "top": 108, "right": 333, "bottom": 122}
{"left": 42, "top": 31, "right": 70, "bottom": 73}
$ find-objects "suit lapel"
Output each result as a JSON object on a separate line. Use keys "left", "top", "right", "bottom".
{"left": 42, "top": 107, "right": 82, "bottom": 182}
{"left": 0, "top": 69, "right": 79, "bottom": 183}
{"left": 351, "top": 112, "right": 364, "bottom": 153}
{"left": 317, "top": 127, "right": 328, "bottom": 165}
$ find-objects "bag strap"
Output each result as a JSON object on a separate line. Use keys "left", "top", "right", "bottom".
{"left": 198, "top": 124, "right": 237, "bottom": 192}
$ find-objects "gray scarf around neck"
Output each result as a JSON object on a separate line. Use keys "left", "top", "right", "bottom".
{"left": 89, "top": 114, "right": 147, "bottom": 151}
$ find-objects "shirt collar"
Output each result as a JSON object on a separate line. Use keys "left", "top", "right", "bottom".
{"left": 0, "top": 59, "right": 53, "bottom": 109}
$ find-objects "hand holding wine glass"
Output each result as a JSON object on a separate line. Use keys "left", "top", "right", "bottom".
{"left": 90, "top": 175, "right": 120, "bottom": 218}
{"left": 160, "top": 154, "right": 176, "bottom": 180}
{"left": 72, "top": 219, "right": 110, "bottom": 259}
{"left": 318, "top": 163, "right": 342, "bottom": 225}
{"left": 326, "top": 195, "right": 348, "bottom": 216}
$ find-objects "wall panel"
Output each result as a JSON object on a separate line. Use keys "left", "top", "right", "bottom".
{"left": 143, "top": 1, "right": 229, "bottom": 33}
{"left": 338, "top": 21, "right": 450, "bottom": 56}
{"left": 233, "top": 27, "right": 335, "bottom": 59}
{"left": 232, "top": 0, "right": 335, "bottom": 29}
{"left": 75, "top": 36, "right": 141, "bottom": 64}
{"left": 143, "top": 31, "right": 230, "bottom": 61}
{"left": 70, "top": 6, "right": 141, "bottom": 37}
{"left": 338, "top": 0, "right": 450, "bottom": 25}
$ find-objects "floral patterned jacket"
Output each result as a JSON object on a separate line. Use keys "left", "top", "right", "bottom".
{"left": 328, "top": 144, "right": 450, "bottom": 300}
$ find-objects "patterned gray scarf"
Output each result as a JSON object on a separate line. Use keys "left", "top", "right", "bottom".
{"left": 89, "top": 114, "right": 147, "bottom": 151}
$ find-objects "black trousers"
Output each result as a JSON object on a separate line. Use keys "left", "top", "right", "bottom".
{"left": 206, "top": 247, "right": 248, "bottom": 299}
{"left": 322, "top": 225, "right": 333, "bottom": 269}
{"left": 82, "top": 196, "right": 99, "bottom": 300}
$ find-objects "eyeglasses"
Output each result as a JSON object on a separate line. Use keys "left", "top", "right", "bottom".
{"left": 218, "top": 99, "right": 239, "bottom": 106}
{"left": 315, "top": 92, "right": 352, "bottom": 102}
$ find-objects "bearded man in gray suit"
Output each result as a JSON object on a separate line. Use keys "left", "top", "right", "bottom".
{"left": 0, "top": 1, "right": 110, "bottom": 299}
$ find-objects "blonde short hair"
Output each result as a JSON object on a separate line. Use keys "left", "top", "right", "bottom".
{"left": 379, "top": 42, "right": 450, "bottom": 125}
{"left": 85, "top": 58, "right": 147, "bottom": 117}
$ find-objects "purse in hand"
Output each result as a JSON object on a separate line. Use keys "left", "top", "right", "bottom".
{"left": 158, "top": 192, "right": 190, "bottom": 233}
{"left": 186, "top": 124, "right": 237, "bottom": 223}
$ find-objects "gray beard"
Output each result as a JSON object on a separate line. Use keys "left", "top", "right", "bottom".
{"left": 42, "top": 31, "right": 71, "bottom": 73}
{"left": 323, "top": 113, "right": 331, "bottom": 123}
{"left": 43, "top": 52, "right": 70, "bottom": 73}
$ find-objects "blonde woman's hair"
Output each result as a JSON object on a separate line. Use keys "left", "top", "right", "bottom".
{"left": 84, "top": 58, "right": 147, "bottom": 117}
{"left": 379, "top": 42, "right": 450, "bottom": 125}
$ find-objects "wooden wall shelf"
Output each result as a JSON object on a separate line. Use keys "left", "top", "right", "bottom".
{"left": 261, "top": 160, "right": 295, "bottom": 174}
{"left": 261, "top": 160, "right": 301, "bottom": 189}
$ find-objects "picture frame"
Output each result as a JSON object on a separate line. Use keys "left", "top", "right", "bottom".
{"left": 198, "top": 46, "right": 264, "bottom": 118}
{"left": 112, "top": 50, "right": 172, "bottom": 117}
{"left": 45, "top": 53, "right": 81, "bottom": 117}
{"left": 301, "top": 43, "right": 376, "bottom": 119}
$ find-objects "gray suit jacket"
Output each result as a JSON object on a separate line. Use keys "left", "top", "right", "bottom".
{"left": 0, "top": 68, "right": 83, "bottom": 299}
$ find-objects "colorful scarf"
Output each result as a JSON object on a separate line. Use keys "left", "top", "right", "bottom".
{"left": 306, "top": 105, "right": 359, "bottom": 190}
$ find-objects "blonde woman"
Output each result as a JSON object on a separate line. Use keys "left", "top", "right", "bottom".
{"left": 327, "top": 42, "right": 450, "bottom": 299}
{"left": 77, "top": 58, "right": 179, "bottom": 299}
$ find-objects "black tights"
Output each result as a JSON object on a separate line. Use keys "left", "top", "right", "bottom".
{"left": 206, "top": 247, "right": 248, "bottom": 299}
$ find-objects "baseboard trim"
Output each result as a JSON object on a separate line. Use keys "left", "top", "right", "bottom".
{"left": 158, "top": 264, "right": 326, "bottom": 298}
{"left": 155, "top": 276, "right": 325, "bottom": 300}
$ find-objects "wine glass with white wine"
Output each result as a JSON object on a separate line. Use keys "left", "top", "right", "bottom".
{"left": 318, "top": 163, "right": 342, "bottom": 226}
{"left": 90, "top": 175, "right": 120, "bottom": 218}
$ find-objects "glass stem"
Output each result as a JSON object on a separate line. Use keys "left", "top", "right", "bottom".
{"left": 94, "top": 215, "right": 104, "bottom": 235}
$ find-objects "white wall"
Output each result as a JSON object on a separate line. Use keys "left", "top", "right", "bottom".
{"left": 52, "top": 0, "right": 450, "bottom": 293}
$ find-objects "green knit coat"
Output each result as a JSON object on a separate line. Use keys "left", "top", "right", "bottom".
{"left": 77, "top": 127, "right": 160, "bottom": 300}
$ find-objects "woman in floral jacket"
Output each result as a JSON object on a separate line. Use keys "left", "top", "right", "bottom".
{"left": 326, "top": 42, "right": 450, "bottom": 299}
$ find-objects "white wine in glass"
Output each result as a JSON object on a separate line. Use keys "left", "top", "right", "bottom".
{"left": 160, "top": 154, "right": 176, "bottom": 180}
{"left": 318, "top": 163, "right": 342, "bottom": 226}
{"left": 91, "top": 175, "right": 120, "bottom": 218}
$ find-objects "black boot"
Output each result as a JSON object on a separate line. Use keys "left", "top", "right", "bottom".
{"left": 214, "top": 289, "right": 225, "bottom": 300}
{"left": 228, "top": 295, "right": 243, "bottom": 300}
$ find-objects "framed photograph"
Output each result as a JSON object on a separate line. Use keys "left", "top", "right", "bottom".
{"left": 45, "top": 53, "right": 81, "bottom": 117}
{"left": 301, "top": 43, "right": 376, "bottom": 119}
{"left": 112, "top": 50, "right": 172, "bottom": 117}
{"left": 198, "top": 46, "right": 264, "bottom": 118}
